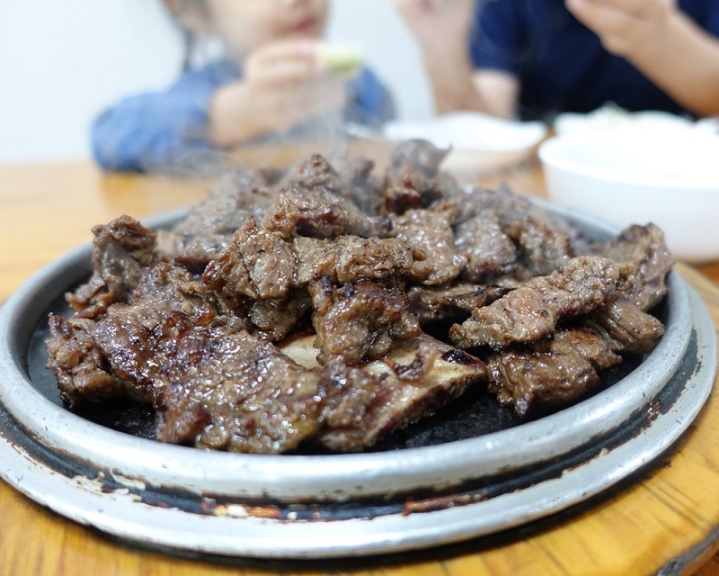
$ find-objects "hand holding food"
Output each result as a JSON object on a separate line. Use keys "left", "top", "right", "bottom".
{"left": 243, "top": 38, "right": 347, "bottom": 129}
{"left": 314, "top": 42, "right": 363, "bottom": 78}
{"left": 209, "top": 39, "right": 346, "bottom": 146}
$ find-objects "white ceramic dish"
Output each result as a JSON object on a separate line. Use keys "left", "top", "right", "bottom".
{"left": 0, "top": 204, "right": 715, "bottom": 559}
{"left": 384, "top": 112, "right": 547, "bottom": 176}
{"left": 539, "top": 124, "right": 719, "bottom": 263}
{"left": 554, "top": 107, "right": 719, "bottom": 138}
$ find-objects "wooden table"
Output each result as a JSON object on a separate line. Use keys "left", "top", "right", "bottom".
{"left": 1, "top": 148, "right": 719, "bottom": 576}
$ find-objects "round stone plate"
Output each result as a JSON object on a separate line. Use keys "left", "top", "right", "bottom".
{"left": 0, "top": 204, "right": 715, "bottom": 559}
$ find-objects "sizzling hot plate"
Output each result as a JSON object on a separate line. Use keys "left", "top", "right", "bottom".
{"left": 0, "top": 203, "right": 715, "bottom": 559}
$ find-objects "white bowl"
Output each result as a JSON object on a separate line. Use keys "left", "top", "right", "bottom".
{"left": 384, "top": 112, "right": 547, "bottom": 176}
{"left": 539, "top": 126, "right": 719, "bottom": 263}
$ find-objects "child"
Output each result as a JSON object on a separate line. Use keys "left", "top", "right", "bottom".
{"left": 92, "top": 0, "right": 394, "bottom": 172}
{"left": 395, "top": 0, "right": 719, "bottom": 121}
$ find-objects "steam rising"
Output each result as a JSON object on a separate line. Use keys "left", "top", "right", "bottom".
{"left": 148, "top": 98, "right": 357, "bottom": 181}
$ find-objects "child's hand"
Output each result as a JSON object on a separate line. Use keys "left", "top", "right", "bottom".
{"left": 242, "top": 39, "right": 345, "bottom": 133}
{"left": 566, "top": 0, "right": 678, "bottom": 59}
{"left": 209, "top": 38, "right": 346, "bottom": 147}
{"left": 394, "top": 0, "right": 475, "bottom": 56}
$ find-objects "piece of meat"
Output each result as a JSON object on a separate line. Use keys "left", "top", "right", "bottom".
{"left": 487, "top": 327, "right": 622, "bottom": 417}
{"left": 385, "top": 140, "right": 475, "bottom": 215}
{"left": 486, "top": 298, "right": 664, "bottom": 417}
{"left": 86, "top": 291, "right": 355, "bottom": 454}
{"left": 382, "top": 140, "right": 470, "bottom": 216}
{"left": 309, "top": 278, "right": 421, "bottom": 366}
{"left": 280, "top": 332, "right": 487, "bottom": 452}
{"left": 48, "top": 261, "right": 241, "bottom": 406}
{"left": 408, "top": 283, "right": 511, "bottom": 325}
{"left": 295, "top": 153, "right": 380, "bottom": 207}
{"left": 293, "top": 235, "right": 417, "bottom": 286}
{"left": 390, "top": 139, "right": 448, "bottom": 177}
{"left": 91, "top": 269, "right": 231, "bottom": 401}
{"left": 455, "top": 212, "right": 518, "bottom": 283}
{"left": 67, "top": 215, "right": 157, "bottom": 317}
{"left": 328, "top": 154, "right": 384, "bottom": 215}
{"left": 392, "top": 204, "right": 467, "bottom": 285}
{"left": 155, "top": 326, "right": 354, "bottom": 453}
{"left": 601, "top": 223, "right": 674, "bottom": 311}
{"left": 247, "top": 293, "right": 312, "bottom": 342}
{"left": 131, "top": 262, "right": 231, "bottom": 323}
{"left": 511, "top": 215, "right": 573, "bottom": 276}
{"left": 383, "top": 166, "right": 449, "bottom": 216}
{"left": 156, "top": 167, "right": 274, "bottom": 270}
{"left": 451, "top": 184, "right": 531, "bottom": 225}
{"left": 450, "top": 256, "right": 635, "bottom": 350}
{"left": 319, "top": 335, "right": 485, "bottom": 451}
{"left": 264, "top": 182, "right": 392, "bottom": 240}
{"left": 583, "top": 298, "right": 665, "bottom": 355}
{"left": 202, "top": 216, "right": 296, "bottom": 301}
{"left": 45, "top": 314, "right": 124, "bottom": 407}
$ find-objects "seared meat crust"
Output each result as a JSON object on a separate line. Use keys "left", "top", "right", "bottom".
{"left": 392, "top": 204, "right": 467, "bottom": 285}
{"left": 264, "top": 184, "right": 392, "bottom": 240}
{"left": 487, "top": 328, "right": 621, "bottom": 417}
{"left": 487, "top": 300, "right": 665, "bottom": 417}
{"left": 46, "top": 314, "right": 124, "bottom": 406}
{"left": 309, "top": 278, "right": 421, "bottom": 366}
{"left": 203, "top": 216, "right": 296, "bottom": 301}
{"left": 408, "top": 283, "right": 510, "bottom": 325}
{"left": 155, "top": 327, "right": 337, "bottom": 453}
{"left": 455, "top": 213, "right": 518, "bottom": 283}
{"left": 602, "top": 223, "right": 674, "bottom": 311}
{"left": 68, "top": 215, "right": 157, "bottom": 316}
{"left": 450, "top": 256, "right": 635, "bottom": 350}
{"left": 294, "top": 235, "right": 416, "bottom": 286}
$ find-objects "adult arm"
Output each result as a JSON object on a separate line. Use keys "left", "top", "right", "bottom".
{"left": 394, "top": 0, "right": 519, "bottom": 118}
{"left": 567, "top": 0, "right": 719, "bottom": 116}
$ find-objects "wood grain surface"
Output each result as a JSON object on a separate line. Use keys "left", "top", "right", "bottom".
{"left": 0, "top": 150, "right": 718, "bottom": 576}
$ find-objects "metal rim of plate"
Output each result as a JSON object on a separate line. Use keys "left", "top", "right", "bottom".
{"left": 0, "top": 206, "right": 716, "bottom": 559}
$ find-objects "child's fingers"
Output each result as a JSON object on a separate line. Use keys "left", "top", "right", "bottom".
{"left": 251, "top": 39, "right": 320, "bottom": 66}
{"left": 247, "top": 40, "right": 326, "bottom": 86}
{"left": 253, "top": 59, "right": 325, "bottom": 87}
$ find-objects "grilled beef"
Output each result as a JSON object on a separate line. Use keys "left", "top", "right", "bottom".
{"left": 264, "top": 183, "right": 392, "bottom": 240}
{"left": 309, "top": 278, "right": 421, "bottom": 366}
{"left": 293, "top": 235, "right": 416, "bottom": 286}
{"left": 449, "top": 256, "right": 636, "bottom": 350}
{"left": 392, "top": 204, "right": 467, "bottom": 285}
{"left": 67, "top": 215, "right": 157, "bottom": 317}
{"left": 46, "top": 143, "right": 673, "bottom": 453}
{"left": 455, "top": 212, "right": 518, "bottom": 282}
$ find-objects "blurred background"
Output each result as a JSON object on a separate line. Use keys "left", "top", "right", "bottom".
{"left": 0, "top": 0, "right": 432, "bottom": 164}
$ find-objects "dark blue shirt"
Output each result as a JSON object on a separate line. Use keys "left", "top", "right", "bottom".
{"left": 471, "top": 0, "right": 719, "bottom": 121}
{"left": 92, "top": 60, "right": 394, "bottom": 172}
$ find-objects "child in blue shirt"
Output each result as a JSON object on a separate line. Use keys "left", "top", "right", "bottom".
{"left": 92, "top": 0, "right": 394, "bottom": 172}
{"left": 395, "top": 0, "right": 719, "bottom": 121}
